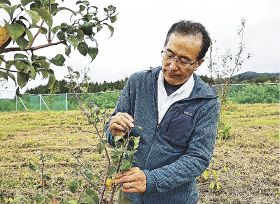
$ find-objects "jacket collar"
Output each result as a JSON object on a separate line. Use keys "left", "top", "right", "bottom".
{"left": 151, "top": 66, "right": 217, "bottom": 100}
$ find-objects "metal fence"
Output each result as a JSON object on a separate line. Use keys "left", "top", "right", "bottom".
{"left": 0, "top": 91, "right": 120, "bottom": 112}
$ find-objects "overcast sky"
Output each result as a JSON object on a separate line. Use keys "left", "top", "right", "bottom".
{"left": 64, "top": 0, "right": 279, "bottom": 83}
{"left": 0, "top": 0, "right": 279, "bottom": 97}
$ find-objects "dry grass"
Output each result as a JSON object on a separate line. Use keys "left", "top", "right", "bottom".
{"left": 198, "top": 104, "right": 279, "bottom": 204}
{"left": 0, "top": 104, "right": 279, "bottom": 203}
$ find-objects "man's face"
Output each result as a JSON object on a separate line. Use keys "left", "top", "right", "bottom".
{"left": 162, "top": 33, "right": 203, "bottom": 85}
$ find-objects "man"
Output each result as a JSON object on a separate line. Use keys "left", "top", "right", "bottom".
{"left": 106, "top": 20, "right": 220, "bottom": 204}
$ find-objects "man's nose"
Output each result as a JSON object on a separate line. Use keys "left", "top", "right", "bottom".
{"left": 169, "top": 58, "right": 179, "bottom": 71}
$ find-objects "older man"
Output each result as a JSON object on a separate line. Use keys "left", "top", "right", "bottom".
{"left": 106, "top": 20, "right": 220, "bottom": 204}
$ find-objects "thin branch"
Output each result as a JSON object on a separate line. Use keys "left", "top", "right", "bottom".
{"left": 73, "top": 155, "right": 96, "bottom": 187}
{"left": 48, "top": 0, "right": 52, "bottom": 43}
{"left": 0, "top": 56, "right": 8, "bottom": 64}
{"left": 0, "top": 67, "right": 20, "bottom": 73}
{"left": 0, "top": 41, "right": 65, "bottom": 54}
{"left": 31, "top": 20, "right": 45, "bottom": 46}
{"left": 109, "top": 130, "right": 132, "bottom": 204}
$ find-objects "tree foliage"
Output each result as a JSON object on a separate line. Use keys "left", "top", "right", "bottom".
{"left": 26, "top": 78, "right": 128, "bottom": 94}
{"left": 0, "top": 0, "right": 117, "bottom": 94}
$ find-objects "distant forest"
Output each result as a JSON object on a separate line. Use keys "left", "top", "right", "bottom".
{"left": 27, "top": 72, "right": 279, "bottom": 94}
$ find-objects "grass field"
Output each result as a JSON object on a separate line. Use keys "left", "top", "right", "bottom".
{"left": 0, "top": 104, "right": 279, "bottom": 203}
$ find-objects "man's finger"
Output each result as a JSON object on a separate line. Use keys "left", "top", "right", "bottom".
{"left": 122, "top": 182, "right": 133, "bottom": 189}
{"left": 110, "top": 117, "right": 129, "bottom": 130}
{"left": 111, "top": 115, "right": 134, "bottom": 129}
{"left": 118, "top": 112, "right": 134, "bottom": 123}
{"left": 114, "top": 174, "right": 136, "bottom": 184}
{"left": 114, "top": 169, "right": 135, "bottom": 179}
{"left": 109, "top": 123, "right": 125, "bottom": 132}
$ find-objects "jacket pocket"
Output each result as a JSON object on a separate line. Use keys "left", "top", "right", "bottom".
{"left": 161, "top": 107, "right": 194, "bottom": 147}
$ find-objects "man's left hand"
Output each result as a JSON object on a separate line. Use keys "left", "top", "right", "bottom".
{"left": 114, "top": 167, "right": 147, "bottom": 193}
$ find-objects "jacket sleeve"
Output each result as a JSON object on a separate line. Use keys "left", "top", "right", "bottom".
{"left": 105, "top": 74, "right": 137, "bottom": 146}
{"left": 143, "top": 100, "right": 220, "bottom": 193}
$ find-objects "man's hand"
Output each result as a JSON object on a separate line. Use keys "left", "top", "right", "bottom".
{"left": 114, "top": 167, "right": 147, "bottom": 193}
{"left": 109, "top": 112, "right": 134, "bottom": 137}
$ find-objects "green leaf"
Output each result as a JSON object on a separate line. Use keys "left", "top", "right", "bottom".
{"left": 57, "top": 7, "right": 76, "bottom": 16}
{"left": 114, "top": 136, "right": 123, "bottom": 142}
{"left": 65, "top": 45, "right": 71, "bottom": 57}
{"left": 67, "top": 36, "right": 79, "bottom": 49}
{"left": 34, "top": 193, "right": 45, "bottom": 204}
{"left": 16, "top": 87, "right": 22, "bottom": 97}
{"left": 79, "top": 22, "right": 94, "bottom": 36}
{"left": 104, "top": 23, "right": 114, "bottom": 38}
{"left": 120, "top": 160, "right": 132, "bottom": 171}
{"left": 30, "top": 1, "right": 42, "bottom": 10}
{"left": 25, "top": 28, "right": 33, "bottom": 47}
{"left": 96, "top": 23, "right": 102, "bottom": 32}
{"left": 40, "top": 0, "right": 48, "bottom": 7}
{"left": 51, "top": 25, "right": 60, "bottom": 34}
{"left": 108, "top": 166, "right": 116, "bottom": 177}
{"left": 21, "top": 0, "right": 33, "bottom": 6}
{"left": 17, "top": 72, "right": 28, "bottom": 88}
{"left": 0, "top": 0, "right": 11, "bottom": 6}
{"left": 7, "top": 71, "right": 16, "bottom": 83}
{"left": 40, "top": 27, "right": 48, "bottom": 34}
{"left": 16, "top": 36, "right": 28, "bottom": 49}
{"left": 76, "top": 0, "right": 89, "bottom": 6}
{"left": 26, "top": 10, "right": 40, "bottom": 26}
{"left": 47, "top": 72, "right": 55, "bottom": 88}
{"left": 85, "top": 188, "right": 99, "bottom": 203}
{"left": 50, "top": 3, "right": 58, "bottom": 15}
{"left": 5, "top": 60, "right": 13, "bottom": 70}
{"left": 6, "top": 23, "right": 25, "bottom": 41}
{"left": 28, "top": 64, "right": 36, "bottom": 79}
{"left": 0, "top": 4, "right": 19, "bottom": 20}
{"left": 0, "top": 70, "right": 8, "bottom": 80}
{"left": 39, "top": 68, "right": 48, "bottom": 79}
{"left": 14, "top": 53, "right": 28, "bottom": 60}
{"left": 88, "top": 47, "right": 98, "bottom": 61}
{"left": 110, "top": 15, "right": 118, "bottom": 23}
{"left": 15, "top": 61, "right": 28, "bottom": 72}
{"left": 76, "top": 29, "right": 84, "bottom": 41}
{"left": 33, "top": 59, "right": 49, "bottom": 70}
{"left": 79, "top": 5, "right": 85, "bottom": 12}
{"left": 49, "top": 54, "right": 65, "bottom": 66}
{"left": 33, "top": 8, "right": 53, "bottom": 27}
{"left": 80, "top": 193, "right": 94, "bottom": 204}
{"left": 67, "top": 200, "right": 78, "bottom": 204}
{"left": 77, "top": 42, "right": 88, "bottom": 56}
{"left": 82, "top": 169, "right": 93, "bottom": 181}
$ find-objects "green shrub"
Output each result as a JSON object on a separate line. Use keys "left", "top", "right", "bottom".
{"left": 228, "top": 84, "right": 279, "bottom": 104}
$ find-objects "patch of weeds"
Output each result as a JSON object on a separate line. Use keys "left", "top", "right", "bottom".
{"left": 199, "top": 166, "right": 228, "bottom": 192}
{"left": 218, "top": 122, "right": 231, "bottom": 140}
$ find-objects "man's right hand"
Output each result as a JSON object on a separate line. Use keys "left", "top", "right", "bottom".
{"left": 108, "top": 112, "right": 134, "bottom": 137}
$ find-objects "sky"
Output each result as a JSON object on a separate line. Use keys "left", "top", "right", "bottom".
{"left": 0, "top": 0, "right": 279, "bottom": 98}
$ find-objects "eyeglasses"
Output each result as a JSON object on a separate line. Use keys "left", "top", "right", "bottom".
{"left": 161, "top": 49, "right": 197, "bottom": 67}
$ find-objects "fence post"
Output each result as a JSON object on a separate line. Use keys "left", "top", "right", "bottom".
{"left": 65, "top": 93, "right": 68, "bottom": 111}
{"left": 16, "top": 95, "right": 18, "bottom": 111}
{"left": 39, "top": 94, "right": 42, "bottom": 111}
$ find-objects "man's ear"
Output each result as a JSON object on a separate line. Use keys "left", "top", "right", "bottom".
{"left": 194, "top": 59, "right": 204, "bottom": 71}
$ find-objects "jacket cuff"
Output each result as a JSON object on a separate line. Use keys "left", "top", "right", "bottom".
{"left": 143, "top": 169, "right": 156, "bottom": 193}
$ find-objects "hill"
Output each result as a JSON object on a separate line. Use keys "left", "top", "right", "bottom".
{"left": 231, "top": 71, "right": 279, "bottom": 83}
